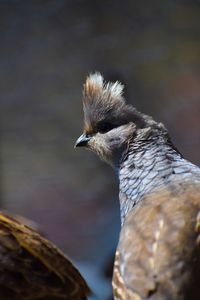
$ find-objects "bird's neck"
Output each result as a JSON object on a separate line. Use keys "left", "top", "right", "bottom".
{"left": 118, "top": 129, "right": 200, "bottom": 224}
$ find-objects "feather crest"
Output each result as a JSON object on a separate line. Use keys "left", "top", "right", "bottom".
{"left": 82, "top": 73, "right": 126, "bottom": 133}
{"left": 83, "top": 72, "right": 125, "bottom": 107}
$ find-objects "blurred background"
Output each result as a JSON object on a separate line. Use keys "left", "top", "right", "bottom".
{"left": 1, "top": 1, "right": 200, "bottom": 299}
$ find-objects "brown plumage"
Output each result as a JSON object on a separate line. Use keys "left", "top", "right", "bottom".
{"left": 0, "top": 212, "right": 90, "bottom": 300}
{"left": 113, "top": 182, "right": 200, "bottom": 300}
{"left": 75, "top": 73, "right": 200, "bottom": 299}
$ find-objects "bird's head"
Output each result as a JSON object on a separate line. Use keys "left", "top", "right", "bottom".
{"left": 75, "top": 73, "right": 164, "bottom": 167}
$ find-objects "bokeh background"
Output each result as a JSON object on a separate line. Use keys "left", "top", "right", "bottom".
{"left": 1, "top": 1, "right": 200, "bottom": 299}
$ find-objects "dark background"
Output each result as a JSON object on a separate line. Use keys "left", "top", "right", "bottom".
{"left": 1, "top": 1, "right": 200, "bottom": 299}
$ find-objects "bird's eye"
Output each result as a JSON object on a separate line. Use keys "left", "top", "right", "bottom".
{"left": 98, "top": 122, "right": 116, "bottom": 133}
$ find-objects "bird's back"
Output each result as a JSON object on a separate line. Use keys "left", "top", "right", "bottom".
{"left": 113, "top": 180, "right": 200, "bottom": 300}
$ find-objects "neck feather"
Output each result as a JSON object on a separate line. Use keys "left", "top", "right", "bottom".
{"left": 118, "top": 129, "right": 200, "bottom": 224}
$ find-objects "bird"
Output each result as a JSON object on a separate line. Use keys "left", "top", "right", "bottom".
{"left": 75, "top": 72, "right": 200, "bottom": 300}
{"left": 0, "top": 211, "right": 90, "bottom": 300}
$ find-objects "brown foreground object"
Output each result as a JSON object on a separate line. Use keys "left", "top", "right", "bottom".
{"left": 0, "top": 212, "right": 90, "bottom": 300}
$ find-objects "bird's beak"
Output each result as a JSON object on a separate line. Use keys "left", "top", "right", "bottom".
{"left": 74, "top": 133, "right": 91, "bottom": 148}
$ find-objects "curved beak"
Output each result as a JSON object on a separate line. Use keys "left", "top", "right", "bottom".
{"left": 74, "top": 133, "right": 91, "bottom": 148}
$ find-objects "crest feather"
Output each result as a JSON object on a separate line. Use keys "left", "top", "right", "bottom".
{"left": 83, "top": 72, "right": 125, "bottom": 107}
{"left": 82, "top": 72, "right": 129, "bottom": 134}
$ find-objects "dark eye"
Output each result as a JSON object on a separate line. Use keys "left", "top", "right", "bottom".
{"left": 98, "top": 122, "right": 116, "bottom": 133}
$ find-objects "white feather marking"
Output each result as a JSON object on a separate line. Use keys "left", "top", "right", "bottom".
{"left": 87, "top": 72, "right": 103, "bottom": 88}
{"left": 86, "top": 72, "right": 124, "bottom": 100}
{"left": 104, "top": 81, "right": 124, "bottom": 99}
{"left": 149, "top": 218, "right": 164, "bottom": 271}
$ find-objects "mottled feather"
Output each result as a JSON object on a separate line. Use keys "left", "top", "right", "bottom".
{"left": 114, "top": 182, "right": 200, "bottom": 300}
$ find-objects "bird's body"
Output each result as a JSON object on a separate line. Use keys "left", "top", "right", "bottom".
{"left": 0, "top": 212, "right": 90, "bottom": 300}
{"left": 112, "top": 111, "right": 200, "bottom": 300}
{"left": 75, "top": 73, "right": 200, "bottom": 299}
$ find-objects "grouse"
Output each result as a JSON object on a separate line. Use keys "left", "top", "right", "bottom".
{"left": 75, "top": 73, "right": 200, "bottom": 300}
